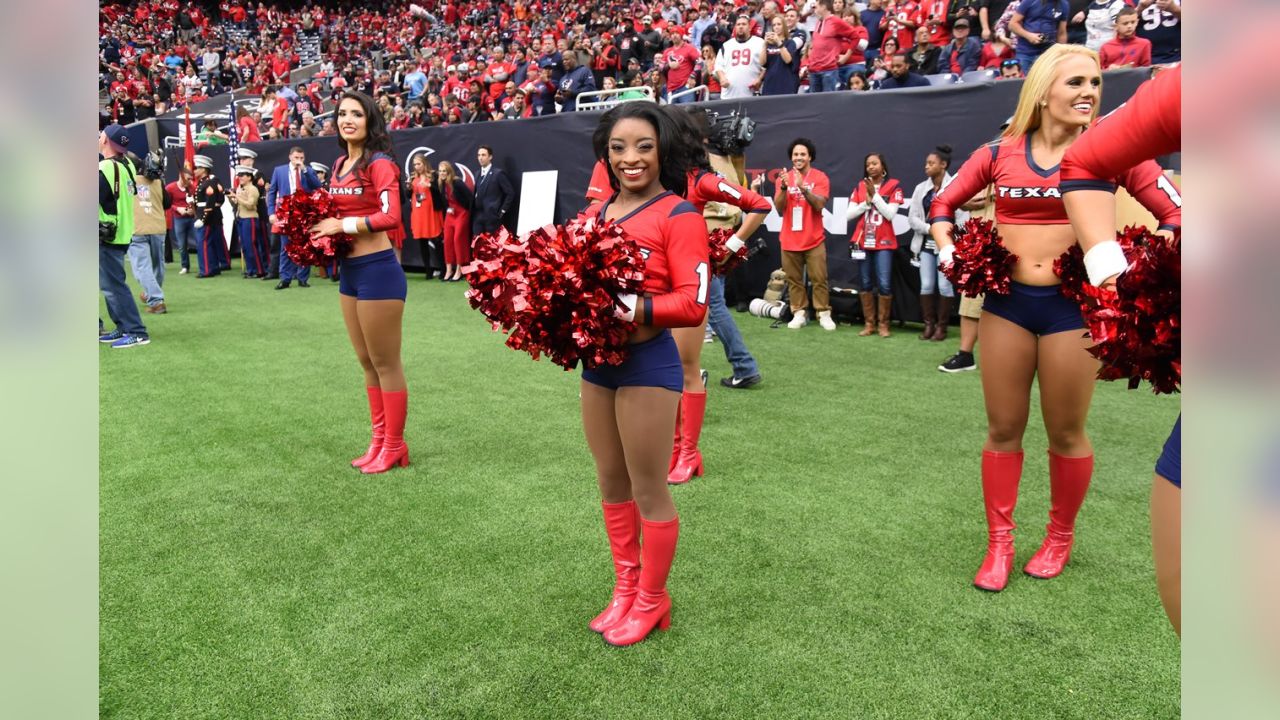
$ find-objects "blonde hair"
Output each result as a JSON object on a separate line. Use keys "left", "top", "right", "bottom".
{"left": 1004, "top": 45, "right": 1101, "bottom": 139}
{"left": 437, "top": 160, "right": 457, "bottom": 190}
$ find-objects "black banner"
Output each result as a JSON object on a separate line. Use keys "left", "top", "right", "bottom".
{"left": 166, "top": 70, "right": 1152, "bottom": 320}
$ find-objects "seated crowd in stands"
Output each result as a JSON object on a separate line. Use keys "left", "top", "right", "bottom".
{"left": 101, "top": 0, "right": 1180, "bottom": 129}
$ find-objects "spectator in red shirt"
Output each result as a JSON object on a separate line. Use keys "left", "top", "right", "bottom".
{"left": 917, "top": 0, "right": 953, "bottom": 46}
{"left": 236, "top": 105, "right": 261, "bottom": 143}
{"left": 810, "top": 0, "right": 857, "bottom": 92}
{"left": 979, "top": 32, "right": 1015, "bottom": 68}
{"left": 1098, "top": 7, "right": 1151, "bottom": 70}
{"left": 772, "top": 138, "right": 835, "bottom": 330}
{"left": 660, "top": 28, "right": 700, "bottom": 103}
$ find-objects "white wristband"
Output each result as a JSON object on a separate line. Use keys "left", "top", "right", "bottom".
{"left": 341, "top": 217, "right": 360, "bottom": 235}
{"left": 615, "top": 293, "right": 637, "bottom": 322}
{"left": 1084, "top": 240, "right": 1128, "bottom": 286}
{"left": 194, "top": 220, "right": 204, "bottom": 229}
{"left": 938, "top": 244, "right": 955, "bottom": 267}
{"left": 725, "top": 236, "right": 746, "bottom": 254}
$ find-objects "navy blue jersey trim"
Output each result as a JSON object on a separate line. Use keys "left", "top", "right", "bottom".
{"left": 1059, "top": 179, "right": 1118, "bottom": 194}
{"left": 600, "top": 191, "right": 675, "bottom": 224}
{"left": 1024, "top": 137, "right": 1060, "bottom": 178}
{"left": 668, "top": 200, "right": 700, "bottom": 218}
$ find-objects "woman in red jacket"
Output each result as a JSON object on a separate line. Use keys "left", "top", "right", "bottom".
{"left": 408, "top": 153, "right": 445, "bottom": 279}
{"left": 308, "top": 91, "right": 411, "bottom": 475}
{"left": 847, "top": 152, "right": 904, "bottom": 337}
{"left": 581, "top": 103, "right": 709, "bottom": 647}
{"left": 437, "top": 160, "right": 473, "bottom": 282}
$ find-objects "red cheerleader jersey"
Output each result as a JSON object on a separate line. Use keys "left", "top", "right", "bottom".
{"left": 685, "top": 169, "right": 771, "bottom": 215}
{"left": 930, "top": 132, "right": 1181, "bottom": 232}
{"left": 584, "top": 191, "right": 709, "bottom": 328}
{"left": 1060, "top": 65, "right": 1181, "bottom": 194}
{"left": 328, "top": 153, "right": 402, "bottom": 233}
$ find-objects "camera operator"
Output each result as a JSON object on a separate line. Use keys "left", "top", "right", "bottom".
{"left": 130, "top": 151, "right": 172, "bottom": 314}
{"left": 98, "top": 125, "right": 149, "bottom": 348}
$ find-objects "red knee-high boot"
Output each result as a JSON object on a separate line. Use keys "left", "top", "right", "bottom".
{"left": 974, "top": 450, "right": 1023, "bottom": 592}
{"left": 589, "top": 500, "right": 642, "bottom": 633}
{"left": 351, "top": 387, "right": 385, "bottom": 468}
{"left": 603, "top": 515, "right": 678, "bottom": 647}
{"left": 669, "top": 402, "right": 682, "bottom": 473}
{"left": 668, "top": 392, "right": 705, "bottom": 485}
{"left": 1024, "top": 451, "right": 1094, "bottom": 579}
{"left": 362, "top": 389, "right": 409, "bottom": 473}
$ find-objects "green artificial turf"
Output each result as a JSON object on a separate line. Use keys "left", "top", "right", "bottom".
{"left": 100, "top": 264, "right": 1180, "bottom": 719}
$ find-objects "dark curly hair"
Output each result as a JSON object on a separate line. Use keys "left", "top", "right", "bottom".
{"left": 335, "top": 91, "right": 400, "bottom": 182}
{"left": 591, "top": 102, "right": 703, "bottom": 198}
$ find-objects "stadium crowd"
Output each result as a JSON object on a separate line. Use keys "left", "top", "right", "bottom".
{"left": 101, "top": 0, "right": 1181, "bottom": 129}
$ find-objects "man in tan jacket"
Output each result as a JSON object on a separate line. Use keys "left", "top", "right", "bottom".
{"left": 130, "top": 151, "right": 171, "bottom": 314}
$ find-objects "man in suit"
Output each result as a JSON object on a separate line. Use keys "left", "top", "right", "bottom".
{"left": 266, "top": 146, "right": 322, "bottom": 289}
{"left": 470, "top": 145, "right": 514, "bottom": 236}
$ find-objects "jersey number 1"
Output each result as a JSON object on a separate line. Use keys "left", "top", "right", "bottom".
{"left": 695, "top": 262, "right": 709, "bottom": 305}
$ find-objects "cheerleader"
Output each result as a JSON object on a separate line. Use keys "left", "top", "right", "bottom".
{"left": 308, "top": 91, "right": 411, "bottom": 475}
{"left": 1060, "top": 66, "right": 1182, "bottom": 632}
{"left": 581, "top": 103, "right": 709, "bottom": 646}
{"left": 929, "top": 45, "right": 1181, "bottom": 592}
{"left": 669, "top": 110, "right": 770, "bottom": 483}
{"left": 437, "top": 161, "right": 473, "bottom": 282}
{"left": 847, "top": 152, "right": 904, "bottom": 337}
{"left": 407, "top": 153, "right": 446, "bottom": 279}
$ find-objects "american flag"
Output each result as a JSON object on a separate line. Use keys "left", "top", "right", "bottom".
{"left": 225, "top": 91, "right": 239, "bottom": 179}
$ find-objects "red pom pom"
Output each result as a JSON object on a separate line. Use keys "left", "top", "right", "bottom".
{"left": 1067, "top": 226, "right": 1180, "bottom": 394}
{"left": 941, "top": 217, "right": 1018, "bottom": 296}
{"left": 462, "top": 218, "right": 646, "bottom": 371}
{"left": 276, "top": 189, "right": 354, "bottom": 267}
{"left": 707, "top": 227, "right": 748, "bottom": 277}
{"left": 1053, "top": 244, "right": 1090, "bottom": 306}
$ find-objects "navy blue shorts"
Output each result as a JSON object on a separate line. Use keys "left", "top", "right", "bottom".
{"left": 582, "top": 330, "right": 683, "bottom": 392}
{"left": 339, "top": 249, "right": 407, "bottom": 301}
{"left": 983, "top": 281, "right": 1087, "bottom": 336}
{"left": 1155, "top": 414, "right": 1181, "bottom": 488}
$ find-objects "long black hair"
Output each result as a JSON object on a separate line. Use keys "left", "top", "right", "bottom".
{"left": 862, "top": 151, "right": 890, "bottom": 180}
{"left": 335, "top": 90, "right": 400, "bottom": 182}
{"left": 675, "top": 106, "right": 714, "bottom": 173}
{"left": 591, "top": 102, "right": 703, "bottom": 198}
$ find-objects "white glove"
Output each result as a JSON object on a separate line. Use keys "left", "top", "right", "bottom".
{"left": 194, "top": 220, "right": 204, "bottom": 229}
{"left": 1083, "top": 240, "right": 1129, "bottom": 287}
{"left": 938, "top": 244, "right": 955, "bottom": 268}
{"left": 615, "top": 293, "right": 638, "bottom": 322}
{"left": 725, "top": 236, "right": 746, "bottom": 254}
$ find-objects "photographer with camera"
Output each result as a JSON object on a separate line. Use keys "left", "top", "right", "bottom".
{"left": 98, "top": 125, "right": 150, "bottom": 349}
{"left": 130, "top": 151, "right": 172, "bottom": 315}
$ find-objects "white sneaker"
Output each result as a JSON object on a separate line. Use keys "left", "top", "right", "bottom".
{"left": 787, "top": 310, "right": 808, "bottom": 329}
{"left": 179, "top": 267, "right": 189, "bottom": 274}
{"left": 818, "top": 311, "right": 837, "bottom": 331}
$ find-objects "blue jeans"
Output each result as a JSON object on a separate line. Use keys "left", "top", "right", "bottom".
{"left": 707, "top": 275, "right": 759, "bottom": 379}
{"left": 276, "top": 233, "right": 311, "bottom": 282}
{"left": 100, "top": 243, "right": 147, "bottom": 337}
{"left": 809, "top": 69, "right": 840, "bottom": 93}
{"left": 172, "top": 217, "right": 196, "bottom": 270}
{"left": 1017, "top": 47, "right": 1047, "bottom": 75}
{"left": 129, "top": 234, "right": 165, "bottom": 305}
{"left": 859, "top": 249, "right": 894, "bottom": 295}
{"left": 669, "top": 89, "right": 696, "bottom": 104}
{"left": 838, "top": 63, "right": 866, "bottom": 85}
{"left": 917, "top": 251, "right": 954, "bottom": 297}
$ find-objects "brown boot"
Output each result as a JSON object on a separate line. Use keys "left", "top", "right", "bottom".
{"left": 877, "top": 295, "right": 892, "bottom": 337}
{"left": 918, "top": 294, "right": 936, "bottom": 340}
{"left": 932, "top": 295, "right": 952, "bottom": 341}
{"left": 858, "top": 293, "right": 876, "bottom": 336}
